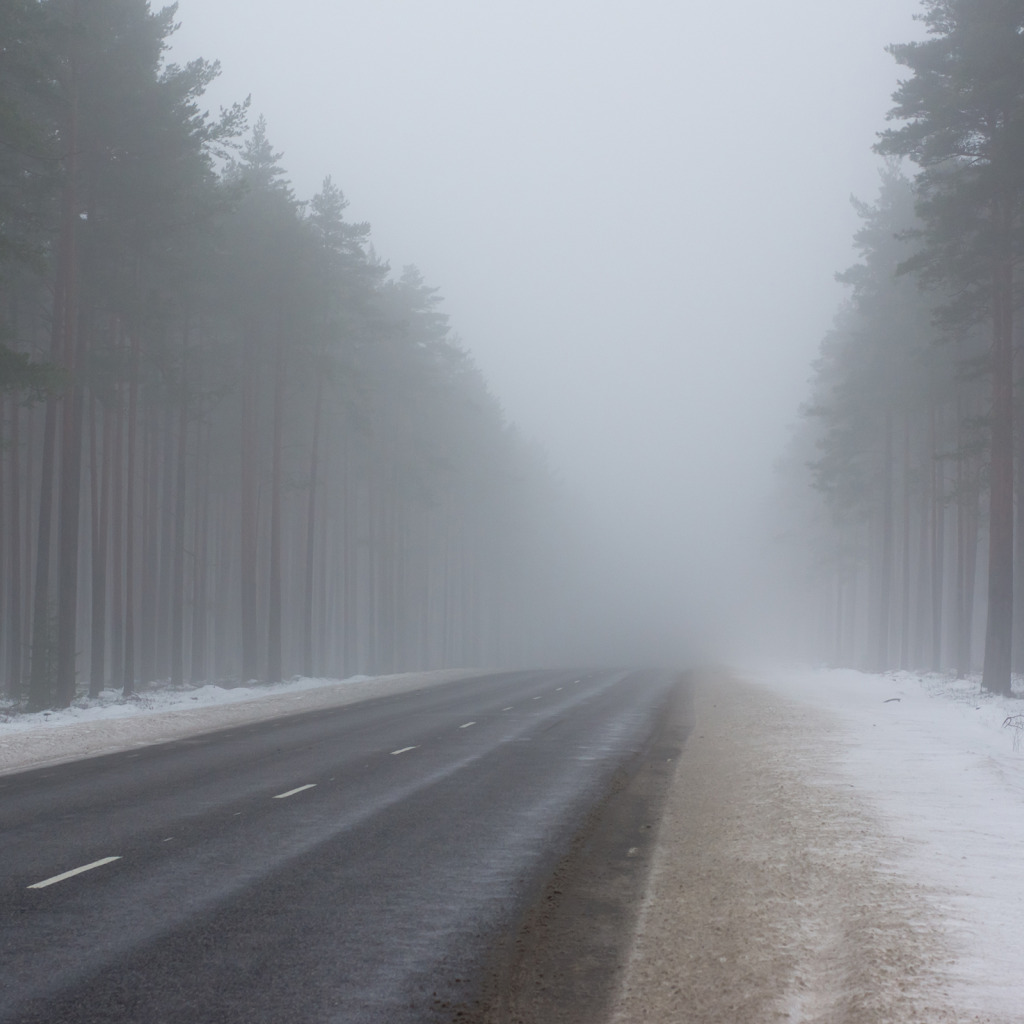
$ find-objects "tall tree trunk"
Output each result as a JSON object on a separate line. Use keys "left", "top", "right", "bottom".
{"left": 28, "top": 160, "right": 73, "bottom": 709}
{"left": 156, "top": 400, "right": 175, "bottom": 679}
{"left": 170, "top": 344, "right": 188, "bottom": 688}
{"left": 963, "top": 460, "right": 981, "bottom": 675}
{"left": 912, "top": 474, "right": 930, "bottom": 669}
{"left": 8, "top": 399, "right": 22, "bottom": 695}
{"left": 930, "top": 407, "right": 945, "bottom": 672}
{"left": 54, "top": 188, "right": 84, "bottom": 705}
{"left": 1015, "top": 381, "right": 1024, "bottom": 673}
{"left": 22, "top": 397, "right": 35, "bottom": 666}
{"left": 303, "top": 372, "right": 323, "bottom": 678}
{"left": 900, "top": 416, "right": 912, "bottom": 669}
{"left": 50, "top": 12, "right": 86, "bottom": 708}
{"left": 1, "top": 397, "right": 6, "bottom": 690}
{"left": 957, "top": 434, "right": 981, "bottom": 679}
{"left": 122, "top": 335, "right": 140, "bottom": 695}
{"left": 89, "top": 395, "right": 111, "bottom": 696}
{"left": 190, "top": 419, "right": 211, "bottom": 684}
{"left": 875, "top": 410, "right": 894, "bottom": 672}
{"left": 109, "top": 375, "right": 125, "bottom": 689}
{"left": 55, "top": 307, "right": 85, "bottom": 707}
{"left": 88, "top": 394, "right": 99, "bottom": 691}
{"left": 982, "top": 240, "right": 1014, "bottom": 695}
{"left": 266, "top": 338, "right": 285, "bottom": 685}
{"left": 139, "top": 405, "right": 158, "bottom": 687}
{"left": 239, "top": 337, "right": 259, "bottom": 683}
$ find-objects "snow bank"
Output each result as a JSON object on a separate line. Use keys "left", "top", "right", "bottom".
{"left": 0, "top": 670, "right": 480, "bottom": 777}
{"left": 745, "top": 665, "right": 1024, "bottom": 1021}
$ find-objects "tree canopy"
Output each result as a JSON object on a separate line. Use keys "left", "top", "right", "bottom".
{"left": 778, "top": 0, "right": 1024, "bottom": 691}
{"left": 0, "top": 0, "right": 568, "bottom": 706}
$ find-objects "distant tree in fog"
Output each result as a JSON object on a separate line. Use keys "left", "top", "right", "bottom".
{"left": 803, "top": 168, "right": 964, "bottom": 674}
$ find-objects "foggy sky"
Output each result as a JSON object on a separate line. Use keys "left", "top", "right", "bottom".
{"left": 168, "top": 0, "right": 924, "bottom": 663}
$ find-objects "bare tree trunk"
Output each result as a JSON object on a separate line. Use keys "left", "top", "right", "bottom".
{"left": 156, "top": 399, "right": 175, "bottom": 680}
{"left": 962, "top": 459, "right": 980, "bottom": 675}
{"left": 88, "top": 395, "right": 111, "bottom": 696}
{"left": 982, "top": 239, "right": 1014, "bottom": 695}
{"left": 912, "top": 474, "right": 930, "bottom": 670}
{"left": 52, "top": 20, "right": 84, "bottom": 708}
{"left": 8, "top": 398, "right": 23, "bottom": 695}
{"left": 29, "top": 164, "right": 73, "bottom": 708}
{"left": 900, "top": 416, "right": 912, "bottom": 669}
{"left": 139, "top": 405, "right": 158, "bottom": 687}
{"left": 122, "top": 335, "right": 140, "bottom": 695}
{"left": 55, "top": 315, "right": 85, "bottom": 707}
{"left": 1, "top": 397, "right": 7, "bottom": 690}
{"left": 109, "top": 374, "right": 124, "bottom": 689}
{"left": 190, "top": 419, "right": 211, "bottom": 684}
{"left": 930, "top": 406, "right": 945, "bottom": 672}
{"left": 1015, "top": 381, "right": 1024, "bottom": 673}
{"left": 956, "top": 402, "right": 969, "bottom": 679}
{"left": 23, "top": 396, "right": 36, "bottom": 668}
{"left": 875, "top": 410, "right": 894, "bottom": 672}
{"left": 266, "top": 338, "right": 285, "bottom": 685}
{"left": 240, "top": 338, "right": 259, "bottom": 683}
{"left": 303, "top": 373, "right": 323, "bottom": 677}
{"left": 170, "top": 342, "right": 188, "bottom": 688}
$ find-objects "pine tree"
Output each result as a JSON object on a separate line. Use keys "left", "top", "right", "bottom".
{"left": 877, "top": 0, "right": 1024, "bottom": 695}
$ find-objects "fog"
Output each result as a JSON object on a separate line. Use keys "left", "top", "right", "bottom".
{"left": 168, "top": 0, "right": 923, "bottom": 665}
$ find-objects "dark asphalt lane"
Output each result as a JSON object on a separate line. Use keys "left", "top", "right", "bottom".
{"left": 0, "top": 668, "right": 686, "bottom": 1023}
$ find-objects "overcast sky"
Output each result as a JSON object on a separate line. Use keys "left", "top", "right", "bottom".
{"left": 168, "top": 0, "right": 924, "bottom": 660}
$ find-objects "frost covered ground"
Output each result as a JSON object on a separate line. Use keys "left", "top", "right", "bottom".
{"left": 0, "top": 670, "right": 477, "bottom": 776}
{"left": 748, "top": 666, "right": 1024, "bottom": 1020}
{"left": 616, "top": 666, "right": 1024, "bottom": 1024}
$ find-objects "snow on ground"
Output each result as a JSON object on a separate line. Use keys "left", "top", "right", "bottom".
{"left": 747, "top": 665, "right": 1024, "bottom": 1021}
{"left": 0, "top": 670, "right": 479, "bottom": 776}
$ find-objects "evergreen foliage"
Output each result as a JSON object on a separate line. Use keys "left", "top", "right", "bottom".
{"left": 0, "top": 0, "right": 566, "bottom": 705}
{"left": 780, "top": 0, "right": 1024, "bottom": 685}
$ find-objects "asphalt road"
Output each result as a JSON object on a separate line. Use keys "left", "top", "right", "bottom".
{"left": 0, "top": 668, "right": 686, "bottom": 1023}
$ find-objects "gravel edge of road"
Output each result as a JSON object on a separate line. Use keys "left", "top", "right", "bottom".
{"left": 463, "top": 671, "right": 695, "bottom": 1024}
{"left": 609, "top": 670, "right": 970, "bottom": 1024}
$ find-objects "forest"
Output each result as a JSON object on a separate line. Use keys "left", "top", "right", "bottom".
{"left": 0, "top": 0, "right": 568, "bottom": 709}
{"left": 780, "top": 0, "right": 1024, "bottom": 695}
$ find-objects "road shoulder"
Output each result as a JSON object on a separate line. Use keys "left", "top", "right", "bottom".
{"left": 611, "top": 670, "right": 959, "bottom": 1024}
{"left": 469, "top": 673, "right": 694, "bottom": 1024}
{"left": 0, "top": 670, "right": 481, "bottom": 776}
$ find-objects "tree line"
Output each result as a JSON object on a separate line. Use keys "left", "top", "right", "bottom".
{"left": 779, "top": 0, "right": 1024, "bottom": 695}
{"left": 0, "top": 0, "right": 565, "bottom": 708}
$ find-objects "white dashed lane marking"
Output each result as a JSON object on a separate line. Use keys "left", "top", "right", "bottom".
{"left": 273, "top": 784, "right": 317, "bottom": 800}
{"left": 391, "top": 746, "right": 418, "bottom": 756}
{"left": 28, "top": 857, "right": 122, "bottom": 890}
{"left": 459, "top": 722, "right": 476, "bottom": 729}
{"left": 502, "top": 707, "right": 513, "bottom": 712}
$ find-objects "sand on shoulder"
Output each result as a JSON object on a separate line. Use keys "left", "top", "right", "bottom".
{"left": 611, "top": 672, "right": 966, "bottom": 1024}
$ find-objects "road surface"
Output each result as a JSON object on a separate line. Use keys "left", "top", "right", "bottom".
{"left": 0, "top": 668, "right": 687, "bottom": 1023}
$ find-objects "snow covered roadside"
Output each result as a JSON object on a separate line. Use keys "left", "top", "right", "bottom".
{"left": 0, "top": 670, "right": 480, "bottom": 777}
{"left": 746, "top": 666, "right": 1024, "bottom": 1021}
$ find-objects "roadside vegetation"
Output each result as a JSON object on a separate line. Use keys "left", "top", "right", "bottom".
{"left": 779, "top": 0, "right": 1024, "bottom": 694}
{"left": 0, "top": 0, "right": 566, "bottom": 709}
